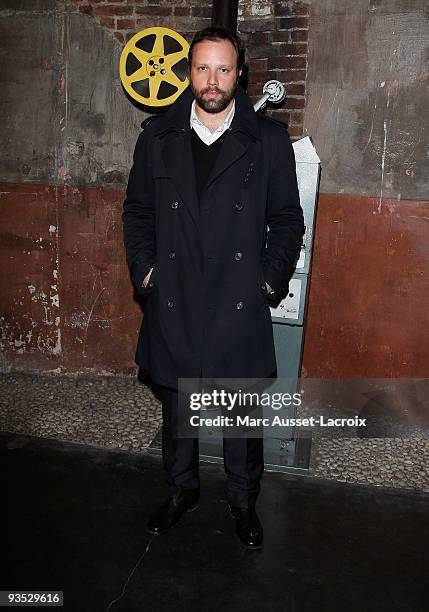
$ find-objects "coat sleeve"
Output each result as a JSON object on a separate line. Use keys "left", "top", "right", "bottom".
{"left": 122, "top": 129, "right": 156, "bottom": 297}
{"left": 262, "top": 125, "right": 304, "bottom": 296}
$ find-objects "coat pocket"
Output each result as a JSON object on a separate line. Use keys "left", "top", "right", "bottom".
{"left": 141, "top": 264, "right": 157, "bottom": 296}
{"left": 258, "top": 265, "right": 270, "bottom": 305}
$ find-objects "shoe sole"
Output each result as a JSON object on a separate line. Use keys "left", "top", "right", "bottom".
{"left": 145, "top": 503, "right": 199, "bottom": 535}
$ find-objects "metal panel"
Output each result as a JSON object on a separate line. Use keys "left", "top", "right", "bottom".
{"left": 270, "top": 274, "right": 307, "bottom": 326}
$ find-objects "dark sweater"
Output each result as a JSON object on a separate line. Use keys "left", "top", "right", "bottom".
{"left": 190, "top": 128, "right": 228, "bottom": 198}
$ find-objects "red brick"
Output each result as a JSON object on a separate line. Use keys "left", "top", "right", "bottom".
{"left": 191, "top": 6, "right": 212, "bottom": 17}
{"left": 168, "top": 16, "right": 210, "bottom": 30}
{"left": 291, "top": 29, "right": 309, "bottom": 42}
{"left": 268, "top": 55, "right": 306, "bottom": 69}
{"left": 271, "top": 30, "right": 290, "bottom": 43}
{"left": 288, "top": 110, "right": 304, "bottom": 124}
{"left": 94, "top": 6, "right": 133, "bottom": 17}
{"left": 116, "top": 18, "right": 134, "bottom": 29}
{"left": 247, "top": 58, "right": 268, "bottom": 71}
{"left": 247, "top": 44, "right": 273, "bottom": 60}
{"left": 247, "top": 70, "right": 272, "bottom": 83}
{"left": 284, "top": 97, "right": 305, "bottom": 109}
{"left": 99, "top": 16, "right": 115, "bottom": 28}
{"left": 273, "top": 42, "right": 307, "bottom": 55}
{"left": 135, "top": 16, "right": 152, "bottom": 29}
{"left": 135, "top": 6, "right": 172, "bottom": 16}
{"left": 78, "top": 5, "right": 93, "bottom": 15}
{"left": 174, "top": 7, "right": 191, "bottom": 16}
{"left": 240, "top": 31, "right": 271, "bottom": 45}
{"left": 274, "top": 69, "right": 307, "bottom": 82}
{"left": 286, "top": 83, "right": 305, "bottom": 96}
{"left": 278, "top": 17, "right": 309, "bottom": 30}
{"left": 136, "top": 16, "right": 175, "bottom": 29}
{"left": 239, "top": 18, "right": 276, "bottom": 33}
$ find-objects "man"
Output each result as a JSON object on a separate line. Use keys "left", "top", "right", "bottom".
{"left": 122, "top": 27, "right": 304, "bottom": 549}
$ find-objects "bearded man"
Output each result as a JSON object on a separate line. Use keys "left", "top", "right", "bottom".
{"left": 123, "top": 26, "right": 304, "bottom": 549}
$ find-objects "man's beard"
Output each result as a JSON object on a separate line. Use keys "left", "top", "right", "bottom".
{"left": 191, "top": 82, "right": 237, "bottom": 114}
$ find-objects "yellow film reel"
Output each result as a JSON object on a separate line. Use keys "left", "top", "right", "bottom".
{"left": 119, "top": 26, "right": 190, "bottom": 107}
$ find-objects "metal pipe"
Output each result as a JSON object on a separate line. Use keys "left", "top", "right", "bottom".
{"left": 211, "top": 0, "right": 239, "bottom": 32}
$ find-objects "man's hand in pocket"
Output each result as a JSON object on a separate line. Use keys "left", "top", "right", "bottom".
{"left": 143, "top": 267, "right": 153, "bottom": 288}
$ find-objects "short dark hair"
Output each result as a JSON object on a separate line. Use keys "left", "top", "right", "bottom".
{"left": 188, "top": 26, "right": 246, "bottom": 72}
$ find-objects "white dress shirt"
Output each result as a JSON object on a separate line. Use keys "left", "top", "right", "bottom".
{"left": 189, "top": 99, "right": 235, "bottom": 146}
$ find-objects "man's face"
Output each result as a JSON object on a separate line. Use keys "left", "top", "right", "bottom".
{"left": 189, "top": 38, "right": 241, "bottom": 114}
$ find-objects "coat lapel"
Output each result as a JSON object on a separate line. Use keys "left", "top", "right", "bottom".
{"left": 204, "top": 131, "right": 248, "bottom": 192}
{"left": 153, "top": 84, "right": 261, "bottom": 226}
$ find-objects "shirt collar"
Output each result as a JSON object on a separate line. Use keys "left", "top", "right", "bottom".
{"left": 190, "top": 99, "right": 236, "bottom": 132}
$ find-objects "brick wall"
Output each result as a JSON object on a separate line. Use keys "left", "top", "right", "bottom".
{"left": 74, "top": 0, "right": 310, "bottom": 138}
{"left": 238, "top": 0, "right": 310, "bottom": 139}
{"left": 74, "top": 0, "right": 212, "bottom": 43}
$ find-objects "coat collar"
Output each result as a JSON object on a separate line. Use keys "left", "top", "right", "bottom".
{"left": 154, "top": 84, "right": 260, "bottom": 233}
{"left": 153, "top": 83, "right": 261, "bottom": 141}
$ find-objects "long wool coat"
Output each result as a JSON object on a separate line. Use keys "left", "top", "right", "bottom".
{"left": 122, "top": 85, "right": 304, "bottom": 389}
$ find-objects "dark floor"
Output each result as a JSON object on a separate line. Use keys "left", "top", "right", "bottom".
{"left": 4, "top": 432, "right": 428, "bottom": 612}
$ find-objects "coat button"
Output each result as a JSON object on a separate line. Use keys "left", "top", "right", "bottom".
{"left": 236, "top": 301, "right": 244, "bottom": 310}
{"left": 168, "top": 251, "right": 176, "bottom": 259}
{"left": 234, "top": 252, "right": 243, "bottom": 261}
{"left": 234, "top": 202, "right": 244, "bottom": 211}
{"left": 167, "top": 300, "right": 174, "bottom": 308}
{"left": 171, "top": 201, "right": 179, "bottom": 209}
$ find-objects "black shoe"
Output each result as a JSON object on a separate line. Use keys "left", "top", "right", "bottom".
{"left": 146, "top": 489, "right": 200, "bottom": 535}
{"left": 229, "top": 505, "right": 263, "bottom": 549}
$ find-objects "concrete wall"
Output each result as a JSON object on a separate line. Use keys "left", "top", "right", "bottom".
{"left": 0, "top": 0, "right": 211, "bottom": 372}
{"left": 0, "top": 0, "right": 428, "bottom": 377}
{"left": 304, "top": 0, "right": 428, "bottom": 199}
{"left": 301, "top": 0, "right": 429, "bottom": 377}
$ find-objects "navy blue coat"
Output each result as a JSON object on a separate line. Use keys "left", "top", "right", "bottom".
{"left": 122, "top": 85, "right": 304, "bottom": 389}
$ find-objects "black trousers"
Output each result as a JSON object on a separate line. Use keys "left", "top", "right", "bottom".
{"left": 160, "top": 386, "right": 264, "bottom": 509}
